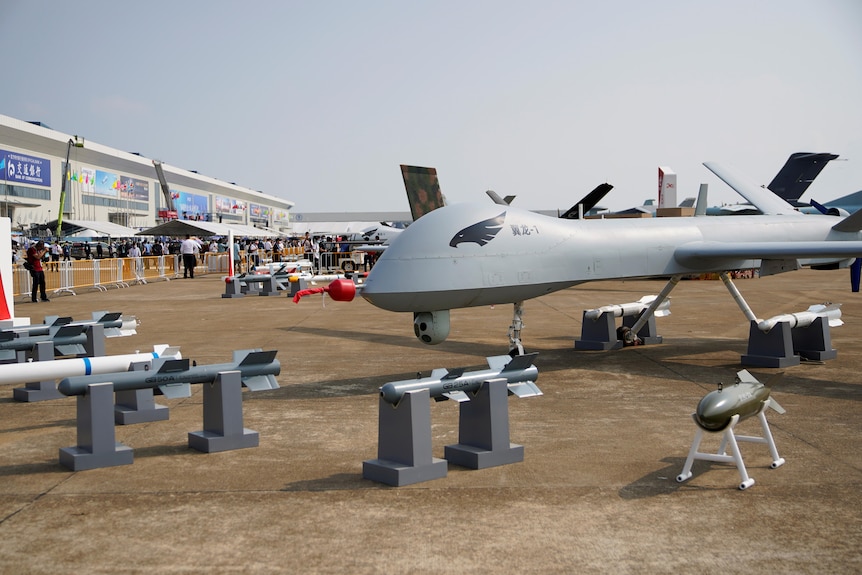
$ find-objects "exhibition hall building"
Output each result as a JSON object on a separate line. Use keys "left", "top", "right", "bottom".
{"left": 0, "top": 114, "right": 294, "bottom": 238}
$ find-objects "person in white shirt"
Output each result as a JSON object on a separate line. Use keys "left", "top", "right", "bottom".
{"left": 180, "top": 235, "right": 201, "bottom": 279}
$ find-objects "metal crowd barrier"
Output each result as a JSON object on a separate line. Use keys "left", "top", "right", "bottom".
{"left": 11, "top": 255, "right": 191, "bottom": 300}
{"left": 9, "top": 248, "right": 336, "bottom": 300}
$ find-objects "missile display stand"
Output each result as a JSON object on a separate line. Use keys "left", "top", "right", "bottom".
{"left": 444, "top": 378, "right": 524, "bottom": 469}
{"left": 12, "top": 341, "right": 65, "bottom": 401}
{"left": 742, "top": 317, "right": 837, "bottom": 367}
{"left": 13, "top": 324, "right": 107, "bottom": 403}
{"left": 575, "top": 309, "right": 662, "bottom": 350}
{"left": 188, "top": 370, "right": 259, "bottom": 453}
{"left": 362, "top": 389, "right": 448, "bottom": 487}
{"left": 59, "top": 381, "right": 134, "bottom": 471}
{"left": 60, "top": 369, "right": 259, "bottom": 470}
{"left": 222, "top": 275, "right": 281, "bottom": 298}
{"left": 114, "top": 362, "right": 169, "bottom": 425}
{"left": 676, "top": 401, "right": 785, "bottom": 490}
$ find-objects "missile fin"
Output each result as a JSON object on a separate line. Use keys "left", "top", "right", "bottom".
{"left": 501, "top": 352, "right": 539, "bottom": 372}
{"left": 158, "top": 382, "right": 192, "bottom": 399}
{"left": 430, "top": 368, "right": 449, "bottom": 379}
{"left": 54, "top": 344, "right": 86, "bottom": 356}
{"left": 52, "top": 324, "right": 87, "bottom": 338}
{"left": 486, "top": 355, "right": 510, "bottom": 370}
{"left": 767, "top": 397, "right": 787, "bottom": 415}
{"left": 156, "top": 358, "right": 190, "bottom": 372}
{"left": 242, "top": 374, "right": 279, "bottom": 391}
{"left": 156, "top": 345, "right": 182, "bottom": 359}
{"left": 508, "top": 381, "right": 543, "bottom": 398}
{"left": 97, "top": 312, "right": 123, "bottom": 322}
{"left": 442, "top": 390, "right": 470, "bottom": 402}
{"left": 442, "top": 367, "right": 465, "bottom": 380}
{"left": 237, "top": 349, "right": 278, "bottom": 366}
{"left": 736, "top": 369, "right": 759, "bottom": 384}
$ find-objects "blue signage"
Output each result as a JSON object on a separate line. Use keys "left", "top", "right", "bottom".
{"left": 0, "top": 149, "right": 51, "bottom": 187}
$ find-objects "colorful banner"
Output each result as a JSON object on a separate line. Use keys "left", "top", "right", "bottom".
{"left": 95, "top": 169, "right": 119, "bottom": 197}
{"left": 119, "top": 176, "right": 149, "bottom": 202}
{"left": 79, "top": 167, "right": 95, "bottom": 194}
{"left": 215, "top": 195, "right": 247, "bottom": 215}
{"left": 0, "top": 149, "right": 51, "bottom": 187}
{"left": 173, "top": 190, "right": 209, "bottom": 219}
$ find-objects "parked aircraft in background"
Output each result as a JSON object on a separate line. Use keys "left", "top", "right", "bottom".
{"left": 809, "top": 190, "right": 862, "bottom": 216}
{"left": 361, "top": 162, "right": 862, "bottom": 353}
{"left": 708, "top": 152, "right": 840, "bottom": 215}
{"left": 360, "top": 222, "right": 405, "bottom": 244}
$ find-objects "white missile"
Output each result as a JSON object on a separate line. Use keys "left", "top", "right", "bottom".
{"left": 583, "top": 295, "right": 671, "bottom": 321}
{"left": 0, "top": 344, "right": 181, "bottom": 387}
{"left": 757, "top": 303, "right": 843, "bottom": 333}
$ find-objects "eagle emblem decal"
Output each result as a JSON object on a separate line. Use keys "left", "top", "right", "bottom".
{"left": 449, "top": 212, "right": 506, "bottom": 247}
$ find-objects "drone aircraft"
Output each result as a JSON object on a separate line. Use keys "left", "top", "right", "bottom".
{"left": 360, "top": 162, "right": 862, "bottom": 353}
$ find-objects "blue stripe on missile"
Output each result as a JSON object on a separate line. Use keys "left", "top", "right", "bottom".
{"left": 83, "top": 357, "right": 92, "bottom": 376}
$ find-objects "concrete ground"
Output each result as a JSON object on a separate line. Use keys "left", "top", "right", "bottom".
{"left": 0, "top": 269, "right": 860, "bottom": 574}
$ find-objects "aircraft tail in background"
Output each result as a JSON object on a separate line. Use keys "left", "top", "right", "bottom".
{"left": 558, "top": 183, "right": 613, "bottom": 219}
{"left": 768, "top": 152, "right": 839, "bottom": 202}
{"left": 401, "top": 165, "right": 446, "bottom": 221}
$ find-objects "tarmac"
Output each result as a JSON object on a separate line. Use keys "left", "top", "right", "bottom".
{"left": 0, "top": 268, "right": 860, "bottom": 574}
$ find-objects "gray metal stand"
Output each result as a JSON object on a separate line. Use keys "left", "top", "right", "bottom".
{"left": 363, "top": 389, "right": 448, "bottom": 486}
{"left": 222, "top": 277, "right": 245, "bottom": 298}
{"left": 188, "top": 370, "right": 259, "bottom": 453}
{"left": 13, "top": 341, "right": 65, "bottom": 402}
{"left": 575, "top": 311, "right": 622, "bottom": 350}
{"left": 114, "top": 362, "right": 169, "bottom": 424}
{"left": 83, "top": 324, "right": 106, "bottom": 357}
{"left": 257, "top": 276, "right": 280, "bottom": 296}
{"left": 791, "top": 316, "right": 837, "bottom": 361}
{"left": 741, "top": 320, "right": 800, "bottom": 368}
{"left": 444, "top": 378, "right": 524, "bottom": 469}
{"left": 59, "top": 382, "right": 134, "bottom": 470}
{"left": 289, "top": 278, "right": 309, "bottom": 298}
{"left": 621, "top": 311, "right": 662, "bottom": 345}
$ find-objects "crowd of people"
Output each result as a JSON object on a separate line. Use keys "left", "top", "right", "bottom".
{"left": 13, "top": 232, "right": 380, "bottom": 296}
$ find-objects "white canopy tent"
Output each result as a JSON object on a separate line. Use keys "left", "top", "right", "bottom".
{"left": 136, "top": 220, "right": 282, "bottom": 238}
{"left": 48, "top": 219, "right": 141, "bottom": 238}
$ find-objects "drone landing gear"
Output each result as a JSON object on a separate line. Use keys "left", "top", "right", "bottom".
{"left": 508, "top": 301, "right": 525, "bottom": 356}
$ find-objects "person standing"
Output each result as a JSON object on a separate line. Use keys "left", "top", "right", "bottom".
{"left": 26, "top": 241, "right": 49, "bottom": 302}
{"left": 180, "top": 234, "right": 200, "bottom": 279}
{"left": 49, "top": 241, "right": 62, "bottom": 271}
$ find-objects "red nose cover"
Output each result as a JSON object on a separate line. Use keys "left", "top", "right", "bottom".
{"left": 292, "top": 279, "right": 356, "bottom": 303}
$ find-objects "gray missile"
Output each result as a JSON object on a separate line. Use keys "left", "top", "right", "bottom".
{"left": 0, "top": 325, "right": 90, "bottom": 360}
{"left": 694, "top": 370, "right": 785, "bottom": 431}
{"left": 2, "top": 311, "right": 137, "bottom": 339}
{"left": 379, "top": 353, "right": 541, "bottom": 405}
{"left": 58, "top": 349, "right": 280, "bottom": 398}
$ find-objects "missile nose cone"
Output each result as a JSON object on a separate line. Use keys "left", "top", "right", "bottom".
{"left": 695, "top": 391, "right": 732, "bottom": 431}
{"left": 58, "top": 378, "right": 73, "bottom": 396}
{"left": 379, "top": 383, "right": 399, "bottom": 405}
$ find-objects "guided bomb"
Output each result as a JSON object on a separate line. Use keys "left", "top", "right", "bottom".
{"left": 756, "top": 303, "right": 842, "bottom": 332}
{"left": 583, "top": 295, "right": 671, "bottom": 321}
{"left": 58, "top": 349, "right": 280, "bottom": 398}
{"left": 694, "top": 370, "right": 782, "bottom": 431}
{"left": 379, "top": 353, "right": 541, "bottom": 405}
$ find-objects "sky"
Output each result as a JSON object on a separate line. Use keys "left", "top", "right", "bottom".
{"left": 1, "top": 0, "right": 861, "bottom": 215}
